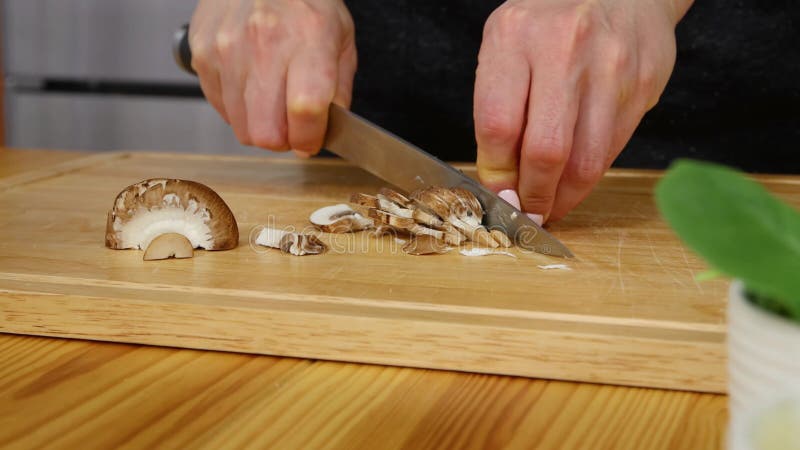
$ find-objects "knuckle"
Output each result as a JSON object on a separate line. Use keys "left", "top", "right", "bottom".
{"left": 520, "top": 191, "right": 555, "bottom": 211}
{"left": 567, "top": 155, "right": 605, "bottom": 186}
{"left": 246, "top": 10, "right": 284, "bottom": 45}
{"left": 607, "top": 38, "right": 631, "bottom": 73}
{"left": 525, "top": 136, "right": 570, "bottom": 169}
{"left": 638, "top": 63, "right": 660, "bottom": 93}
{"left": 486, "top": 4, "right": 531, "bottom": 37}
{"left": 214, "top": 30, "right": 238, "bottom": 57}
{"left": 475, "top": 105, "right": 518, "bottom": 143}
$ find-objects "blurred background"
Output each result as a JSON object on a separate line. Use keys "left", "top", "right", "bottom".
{"left": 1, "top": 0, "right": 798, "bottom": 172}
{"left": 1, "top": 0, "right": 260, "bottom": 155}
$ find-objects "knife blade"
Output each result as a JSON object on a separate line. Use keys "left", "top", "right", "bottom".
{"left": 172, "top": 24, "right": 573, "bottom": 257}
{"left": 324, "top": 105, "right": 573, "bottom": 257}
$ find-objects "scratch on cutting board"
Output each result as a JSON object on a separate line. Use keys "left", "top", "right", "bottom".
{"left": 678, "top": 244, "right": 705, "bottom": 293}
{"left": 616, "top": 231, "right": 626, "bottom": 293}
{"left": 646, "top": 232, "right": 687, "bottom": 288}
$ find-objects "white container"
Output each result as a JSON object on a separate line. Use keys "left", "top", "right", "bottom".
{"left": 728, "top": 280, "right": 800, "bottom": 450}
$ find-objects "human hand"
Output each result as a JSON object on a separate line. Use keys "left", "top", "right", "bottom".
{"left": 189, "top": 0, "right": 357, "bottom": 157}
{"left": 474, "top": 0, "right": 692, "bottom": 223}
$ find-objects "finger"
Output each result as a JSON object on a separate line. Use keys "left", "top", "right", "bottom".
{"left": 244, "top": 50, "right": 291, "bottom": 151}
{"left": 197, "top": 70, "right": 229, "bottom": 124}
{"left": 189, "top": 3, "right": 229, "bottom": 123}
{"left": 549, "top": 80, "right": 618, "bottom": 222}
{"left": 286, "top": 46, "right": 339, "bottom": 154}
{"left": 334, "top": 43, "right": 357, "bottom": 108}
{"left": 214, "top": 3, "right": 253, "bottom": 146}
{"left": 518, "top": 73, "right": 580, "bottom": 221}
{"left": 474, "top": 48, "right": 530, "bottom": 193}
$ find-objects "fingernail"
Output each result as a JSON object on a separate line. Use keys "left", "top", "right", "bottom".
{"left": 293, "top": 150, "right": 313, "bottom": 159}
{"left": 498, "top": 189, "right": 521, "bottom": 210}
{"left": 527, "top": 213, "right": 544, "bottom": 226}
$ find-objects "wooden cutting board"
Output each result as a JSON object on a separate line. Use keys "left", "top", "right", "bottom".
{"left": 2, "top": 151, "right": 797, "bottom": 393}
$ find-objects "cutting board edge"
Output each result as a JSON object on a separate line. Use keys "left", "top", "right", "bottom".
{"left": 0, "top": 290, "right": 727, "bottom": 393}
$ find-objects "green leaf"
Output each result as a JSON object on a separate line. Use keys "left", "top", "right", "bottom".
{"left": 695, "top": 269, "right": 723, "bottom": 282}
{"left": 655, "top": 159, "right": 800, "bottom": 319}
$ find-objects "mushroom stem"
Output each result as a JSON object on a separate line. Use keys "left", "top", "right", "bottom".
{"left": 143, "top": 233, "right": 194, "bottom": 261}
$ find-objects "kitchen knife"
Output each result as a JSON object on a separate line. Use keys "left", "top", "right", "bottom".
{"left": 173, "top": 25, "right": 573, "bottom": 257}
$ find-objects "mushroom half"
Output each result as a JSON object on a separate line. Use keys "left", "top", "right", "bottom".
{"left": 105, "top": 178, "right": 239, "bottom": 260}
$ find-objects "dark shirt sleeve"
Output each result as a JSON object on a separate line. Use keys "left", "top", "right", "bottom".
{"left": 345, "top": 0, "right": 800, "bottom": 173}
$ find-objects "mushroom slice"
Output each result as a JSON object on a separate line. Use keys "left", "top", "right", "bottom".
{"left": 410, "top": 186, "right": 460, "bottom": 219}
{"left": 410, "top": 186, "right": 493, "bottom": 244}
{"left": 310, "top": 204, "right": 373, "bottom": 233}
{"left": 371, "top": 224, "right": 401, "bottom": 238}
{"left": 105, "top": 178, "right": 239, "bottom": 255}
{"left": 376, "top": 194, "right": 414, "bottom": 219}
{"left": 403, "top": 235, "right": 451, "bottom": 255}
{"left": 369, "top": 209, "right": 446, "bottom": 241}
{"left": 349, "top": 193, "right": 378, "bottom": 209}
{"left": 411, "top": 207, "right": 445, "bottom": 229}
{"left": 143, "top": 233, "right": 194, "bottom": 261}
{"left": 490, "top": 229, "right": 513, "bottom": 248}
{"left": 450, "top": 187, "right": 484, "bottom": 224}
{"left": 255, "top": 227, "right": 327, "bottom": 256}
{"left": 448, "top": 216, "right": 498, "bottom": 248}
{"left": 378, "top": 187, "right": 411, "bottom": 207}
{"left": 369, "top": 208, "right": 416, "bottom": 229}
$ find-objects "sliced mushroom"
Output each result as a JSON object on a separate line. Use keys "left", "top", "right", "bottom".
{"left": 410, "top": 186, "right": 497, "bottom": 246}
{"left": 368, "top": 208, "right": 417, "bottom": 230}
{"left": 143, "top": 233, "right": 194, "bottom": 260}
{"left": 347, "top": 184, "right": 515, "bottom": 254}
{"left": 450, "top": 187, "right": 484, "bottom": 224}
{"left": 309, "top": 204, "right": 373, "bottom": 233}
{"left": 377, "top": 187, "right": 411, "bottom": 207}
{"left": 376, "top": 194, "right": 414, "bottom": 218}
{"left": 349, "top": 193, "right": 379, "bottom": 208}
{"left": 489, "top": 229, "right": 513, "bottom": 248}
{"left": 105, "top": 178, "right": 239, "bottom": 260}
{"left": 255, "top": 227, "right": 327, "bottom": 256}
{"left": 403, "top": 235, "right": 451, "bottom": 255}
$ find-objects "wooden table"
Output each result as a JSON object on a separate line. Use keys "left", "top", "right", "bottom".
{"left": 0, "top": 149, "right": 727, "bottom": 449}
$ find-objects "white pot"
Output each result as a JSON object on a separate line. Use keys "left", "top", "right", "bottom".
{"left": 728, "top": 280, "right": 800, "bottom": 450}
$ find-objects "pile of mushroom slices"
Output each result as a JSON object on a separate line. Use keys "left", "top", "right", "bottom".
{"left": 307, "top": 186, "right": 514, "bottom": 256}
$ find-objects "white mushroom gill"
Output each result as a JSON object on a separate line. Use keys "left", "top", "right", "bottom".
{"left": 114, "top": 203, "right": 214, "bottom": 250}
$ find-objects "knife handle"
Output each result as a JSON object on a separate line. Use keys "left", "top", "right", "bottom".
{"left": 173, "top": 24, "right": 196, "bottom": 76}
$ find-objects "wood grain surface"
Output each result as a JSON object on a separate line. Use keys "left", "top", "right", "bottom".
{"left": 0, "top": 148, "right": 88, "bottom": 179}
{"left": 0, "top": 333, "right": 728, "bottom": 450}
{"left": 1, "top": 150, "right": 798, "bottom": 394}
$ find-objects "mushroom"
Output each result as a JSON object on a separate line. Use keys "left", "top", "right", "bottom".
{"left": 105, "top": 178, "right": 239, "bottom": 260}
{"left": 143, "top": 233, "right": 194, "bottom": 260}
{"left": 403, "top": 235, "right": 451, "bottom": 255}
{"left": 255, "top": 227, "right": 327, "bottom": 256}
{"left": 309, "top": 204, "right": 373, "bottom": 233}
{"left": 489, "top": 229, "right": 513, "bottom": 248}
{"left": 347, "top": 184, "right": 516, "bottom": 254}
{"left": 410, "top": 187, "right": 498, "bottom": 248}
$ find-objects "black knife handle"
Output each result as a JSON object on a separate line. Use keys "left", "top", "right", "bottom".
{"left": 173, "top": 24, "right": 196, "bottom": 76}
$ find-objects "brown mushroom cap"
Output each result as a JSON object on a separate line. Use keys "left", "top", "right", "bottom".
{"left": 105, "top": 178, "right": 239, "bottom": 251}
